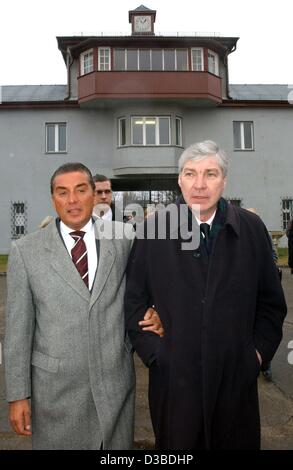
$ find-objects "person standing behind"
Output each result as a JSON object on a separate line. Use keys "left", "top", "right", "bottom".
{"left": 125, "top": 141, "right": 287, "bottom": 450}
{"left": 5, "top": 162, "right": 162, "bottom": 450}
{"left": 93, "top": 174, "right": 122, "bottom": 222}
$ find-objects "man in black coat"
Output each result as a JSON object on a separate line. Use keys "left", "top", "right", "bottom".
{"left": 125, "top": 140, "right": 287, "bottom": 450}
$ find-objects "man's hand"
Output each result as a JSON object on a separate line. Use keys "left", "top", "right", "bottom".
{"left": 9, "top": 399, "right": 32, "bottom": 436}
{"left": 139, "top": 307, "right": 164, "bottom": 337}
{"left": 256, "top": 349, "right": 262, "bottom": 367}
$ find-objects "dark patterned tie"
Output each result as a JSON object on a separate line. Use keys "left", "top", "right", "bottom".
{"left": 200, "top": 223, "right": 210, "bottom": 253}
{"left": 70, "top": 230, "right": 89, "bottom": 288}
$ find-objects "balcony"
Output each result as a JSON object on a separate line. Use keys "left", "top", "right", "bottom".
{"left": 113, "top": 146, "right": 182, "bottom": 176}
{"left": 78, "top": 71, "right": 222, "bottom": 106}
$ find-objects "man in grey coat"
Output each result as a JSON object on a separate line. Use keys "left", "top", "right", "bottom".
{"left": 4, "top": 162, "right": 162, "bottom": 450}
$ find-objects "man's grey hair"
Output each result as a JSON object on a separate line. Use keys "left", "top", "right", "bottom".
{"left": 178, "top": 140, "right": 229, "bottom": 176}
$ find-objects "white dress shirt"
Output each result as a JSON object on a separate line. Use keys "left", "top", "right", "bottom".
{"left": 60, "top": 219, "right": 98, "bottom": 290}
{"left": 195, "top": 210, "right": 217, "bottom": 236}
{"left": 93, "top": 204, "right": 113, "bottom": 221}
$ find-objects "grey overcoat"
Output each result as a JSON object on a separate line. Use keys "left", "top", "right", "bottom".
{"left": 5, "top": 218, "right": 135, "bottom": 450}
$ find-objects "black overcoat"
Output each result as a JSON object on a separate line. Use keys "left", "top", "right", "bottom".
{"left": 125, "top": 200, "right": 287, "bottom": 450}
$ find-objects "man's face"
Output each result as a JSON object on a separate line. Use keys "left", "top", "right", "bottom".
{"left": 94, "top": 180, "right": 112, "bottom": 206}
{"left": 51, "top": 171, "right": 95, "bottom": 230}
{"left": 178, "top": 156, "right": 226, "bottom": 221}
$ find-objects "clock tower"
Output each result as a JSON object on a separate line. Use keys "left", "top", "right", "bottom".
{"left": 129, "top": 5, "right": 156, "bottom": 35}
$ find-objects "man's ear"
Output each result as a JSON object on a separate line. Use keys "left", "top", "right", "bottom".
{"left": 178, "top": 174, "right": 182, "bottom": 189}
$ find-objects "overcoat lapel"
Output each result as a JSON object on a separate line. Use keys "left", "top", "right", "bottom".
{"left": 44, "top": 220, "right": 90, "bottom": 302}
{"left": 89, "top": 222, "right": 116, "bottom": 309}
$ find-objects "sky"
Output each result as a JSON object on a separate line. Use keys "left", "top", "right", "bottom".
{"left": 0, "top": 0, "right": 292, "bottom": 86}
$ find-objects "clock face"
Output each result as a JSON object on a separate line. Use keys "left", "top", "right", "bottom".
{"left": 134, "top": 15, "right": 152, "bottom": 32}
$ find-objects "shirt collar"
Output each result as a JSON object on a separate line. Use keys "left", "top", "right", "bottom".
{"left": 195, "top": 211, "right": 217, "bottom": 227}
{"left": 93, "top": 205, "right": 112, "bottom": 221}
{"left": 101, "top": 206, "right": 113, "bottom": 221}
{"left": 60, "top": 218, "right": 93, "bottom": 236}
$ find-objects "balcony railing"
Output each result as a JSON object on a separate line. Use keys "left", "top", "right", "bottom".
{"left": 72, "top": 31, "right": 229, "bottom": 37}
{"left": 78, "top": 71, "right": 222, "bottom": 104}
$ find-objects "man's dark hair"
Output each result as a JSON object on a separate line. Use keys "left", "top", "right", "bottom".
{"left": 50, "top": 162, "right": 95, "bottom": 194}
{"left": 93, "top": 174, "right": 112, "bottom": 187}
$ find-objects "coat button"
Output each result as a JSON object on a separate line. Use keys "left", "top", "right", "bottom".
{"left": 193, "top": 251, "right": 200, "bottom": 258}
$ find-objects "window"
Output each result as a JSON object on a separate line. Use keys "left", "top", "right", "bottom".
{"left": 233, "top": 121, "right": 254, "bottom": 150}
{"left": 139, "top": 49, "right": 151, "bottom": 70}
{"left": 175, "top": 117, "right": 182, "bottom": 146}
{"left": 127, "top": 49, "right": 138, "bottom": 70}
{"left": 132, "top": 118, "right": 143, "bottom": 145}
{"left": 152, "top": 49, "right": 163, "bottom": 70}
{"left": 131, "top": 117, "right": 170, "bottom": 146}
{"left": 46, "top": 123, "right": 67, "bottom": 153}
{"left": 159, "top": 118, "right": 170, "bottom": 145}
{"left": 227, "top": 198, "right": 242, "bottom": 207}
{"left": 11, "top": 201, "right": 27, "bottom": 239}
{"left": 120, "top": 116, "right": 181, "bottom": 147}
{"left": 118, "top": 118, "right": 126, "bottom": 146}
{"left": 162, "top": 49, "right": 188, "bottom": 71}
{"left": 282, "top": 199, "right": 293, "bottom": 230}
{"left": 208, "top": 50, "right": 219, "bottom": 75}
{"left": 113, "top": 48, "right": 188, "bottom": 71}
{"left": 175, "top": 49, "right": 188, "bottom": 71}
{"left": 80, "top": 49, "right": 93, "bottom": 75}
{"left": 114, "top": 49, "right": 125, "bottom": 70}
{"left": 191, "top": 48, "right": 204, "bottom": 71}
{"left": 98, "top": 48, "right": 111, "bottom": 70}
{"left": 164, "top": 49, "right": 176, "bottom": 70}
